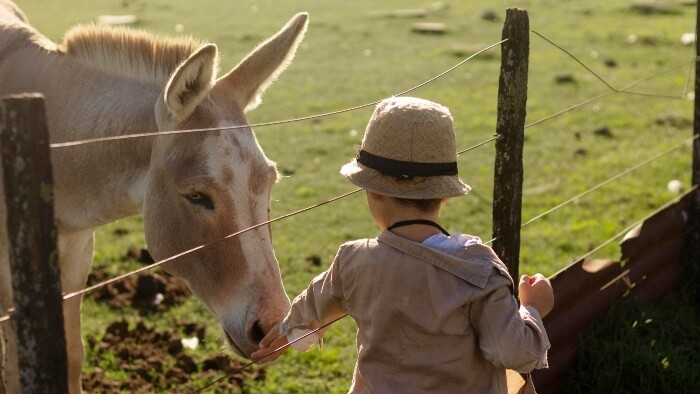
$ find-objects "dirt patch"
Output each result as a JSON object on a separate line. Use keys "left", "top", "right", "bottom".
{"left": 82, "top": 318, "right": 263, "bottom": 392}
{"left": 81, "top": 257, "right": 263, "bottom": 391}
{"left": 86, "top": 266, "right": 191, "bottom": 311}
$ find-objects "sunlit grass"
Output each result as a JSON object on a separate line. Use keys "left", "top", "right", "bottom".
{"left": 11, "top": 0, "right": 697, "bottom": 391}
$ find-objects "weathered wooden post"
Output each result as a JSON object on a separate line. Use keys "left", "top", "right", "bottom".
{"left": 687, "top": 4, "right": 700, "bottom": 297}
{"left": 1, "top": 94, "right": 68, "bottom": 393}
{"left": 492, "top": 9, "right": 529, "bottom": 285}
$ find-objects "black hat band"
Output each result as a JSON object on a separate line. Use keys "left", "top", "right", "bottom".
{"left": 357, "top": 149, "right": 458, "bottom": 180}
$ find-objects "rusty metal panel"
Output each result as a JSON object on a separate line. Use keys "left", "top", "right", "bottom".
{"left": 532, "top": 192, "right": 691, "bottom": 393}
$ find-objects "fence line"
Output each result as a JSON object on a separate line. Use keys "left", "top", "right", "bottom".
{"left": 552, "top": 184, "right": 698, "bottom": 278}
{"left": 0, "top": 133, "right": 503, "bottom": 325}
{"left": 524, "top": 58, "right": 692, "bottom": 130}
{"left": 48, "top": 40, "right": 506, "bottom": 149}
{"left": 521, "top": 135, "right": 696, "bottom": 228}
{"left": 0, "top": 19, "right": 695, "bottom": 392}
{"left": 1, "top": 36, "right": 692, "bottom": 324}
{"left": 532, "top": 31, "right": 692, "bottom": 100}
{"left": 47, "top": 31, "right": 691, "bottom": 149}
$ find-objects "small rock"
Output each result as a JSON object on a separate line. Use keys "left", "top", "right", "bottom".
{"left": 630, "top": 2, "right": 677, "bottom": 15}
{"left": 555, "top": 73, "right": 576, "bottom": 84}
{"left": 573, "top": 148, "right": 588, "bottom": 158}
{"left": 656, "top": 114, "right": 692, "bottom": 129}
{"left": 667, "top": 180, "right": 684, "bottom": 194}
{"left": 430, "top": 2, "right": 450, "bottom": 12}
{"left": 593, "top": 126, "right": 613, "bottom": 138}
{"left": 181, "top": 336, "right": 199, "bottom": 350}
{"left": 411, "top": 22, "right": 447, "bottom": 35}
{"left": 112, "top": 227, "right": 129, "bottom": 236}
{"left": 681, "top": 32, "right": 696, "bottom": 46}
{"left": 481, "top": 10, "right": 499, "bottom": 22}
{"left": 603, "top": 58, "right": 617, "bottom": 68}
{"left": 368, "top": 9, "right": 429, "bottom": 18}
{"left": 305, "top": 255, "right": 322, "bottom": 266}
{"left": 97, "top": 15, "right": 137, "bottom": 26}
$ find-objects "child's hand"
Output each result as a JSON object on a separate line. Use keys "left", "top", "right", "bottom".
{"left": 518, "top": 274, "right": 554, "bottom": 318}
{"left": 250, "top": 324, "right": 289, "bottom": 363}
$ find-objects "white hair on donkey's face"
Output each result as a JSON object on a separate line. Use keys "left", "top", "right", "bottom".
{"left": 144, "top": 109, "right": 286, "bottom": 357}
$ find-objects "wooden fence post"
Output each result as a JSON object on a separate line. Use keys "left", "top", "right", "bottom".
{"left": 687, "top": 4, "right": 700, "bottom": 296}
{"left": 1, "top": 94, "right": 68, "bottom": 393}
{"left": 492, "top": 9, "right": 529, "bottom": 285}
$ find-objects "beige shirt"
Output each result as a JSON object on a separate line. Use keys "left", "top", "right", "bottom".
{"left": 279, "top": 230, "right": 550, "bottom": 393}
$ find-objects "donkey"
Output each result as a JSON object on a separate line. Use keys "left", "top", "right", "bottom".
{"left": 0, "top": 1, "right": 306, "bottom": 392}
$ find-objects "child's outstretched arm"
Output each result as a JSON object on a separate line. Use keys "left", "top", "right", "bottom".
{"left": 251, "top": 245, "right": 349, "bottom": 363}
{"left": 518, "top": 273, "right": 554, "bottom": 318}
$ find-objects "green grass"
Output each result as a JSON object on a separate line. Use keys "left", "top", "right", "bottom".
{"left": 561, "top": 294, "right": 700, "bottom": 393}
{"left": 11, "top": 0, "right": 698, "bottom": 392}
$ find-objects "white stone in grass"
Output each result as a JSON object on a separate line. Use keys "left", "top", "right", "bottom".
{"left": 181, "top": 336, "right": 199, "bottom": 350}
{"left": 97, "top": 15, "right": 137, "bottom": 26}
{"left": 680, "top": 32, "right": 696, "bottom": 46}
{"left": 667, "top": 180, "right": 684, "bottom": 194}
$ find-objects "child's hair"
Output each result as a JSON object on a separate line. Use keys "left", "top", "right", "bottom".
{"left": 393, "top": 197, "right": 442, "bottom": 213}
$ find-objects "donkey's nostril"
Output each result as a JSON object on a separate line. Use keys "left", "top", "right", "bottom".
{"left": 250, "top": 320, "right": 266, "bottom": 344}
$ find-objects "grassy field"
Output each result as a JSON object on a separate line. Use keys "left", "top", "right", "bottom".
{"left": 11, "top": 0, "right": 697, "bottom": 392}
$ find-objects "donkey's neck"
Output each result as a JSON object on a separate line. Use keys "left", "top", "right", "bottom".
{"left": 45, "top": 58, "right": 162, "bottom": 231}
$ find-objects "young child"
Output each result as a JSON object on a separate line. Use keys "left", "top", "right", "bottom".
{"left": 252, "top": 96, "right": 554, "bottom": 393}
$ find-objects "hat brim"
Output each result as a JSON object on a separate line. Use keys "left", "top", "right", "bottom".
{"left": 340, "top": 159, "right": 471, "bottom": 199}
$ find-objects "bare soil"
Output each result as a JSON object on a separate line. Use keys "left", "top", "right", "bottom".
{"left": 81, "top": 256, "right": 262, "bottom": 392}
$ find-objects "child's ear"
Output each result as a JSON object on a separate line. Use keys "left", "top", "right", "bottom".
{"left": 441, "top": 197, "right": 451, "bottom": 204}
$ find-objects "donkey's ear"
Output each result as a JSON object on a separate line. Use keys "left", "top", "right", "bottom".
{"left": 215, "top": 13, "right": 308, "bottom": 111}
{"left": 163, "top": 44, "right": 218, "bottom": 121}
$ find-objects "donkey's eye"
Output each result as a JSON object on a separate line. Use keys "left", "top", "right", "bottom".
{"left": 185, "top": 192, "right": 214, "bottom": 210}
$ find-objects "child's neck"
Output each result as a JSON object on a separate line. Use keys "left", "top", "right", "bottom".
{"left": 384, "top": 211, "right": 443, "bottom": 243}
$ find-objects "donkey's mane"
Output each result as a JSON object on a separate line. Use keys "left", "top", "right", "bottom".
{"left": 61, "top": 24, "right": 205, "bottom": 84}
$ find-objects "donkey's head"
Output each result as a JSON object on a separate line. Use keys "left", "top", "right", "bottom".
{"left": 142, "top": 13, "right": 307, "bottom": 357}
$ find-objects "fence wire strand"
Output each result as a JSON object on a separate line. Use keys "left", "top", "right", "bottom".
{"left": 190, "top": 314, "right": 349, "bottom": 393}
{"left": 532, "top": 31, "right": 690, "bottom": 100}
{"left": 49, "top": 40, "right": 506, "bottom": 149}
{"left": 521, "top": 136, "right": 695, "bottom": 228}
{"left": 525, "top": 58, "right": 691, "bottom": 130}
{"left": 551, "top": 184, "right": 698, "bottom": 279}
{"left": 62, "top": 188, "right": 363, "bottom": 302}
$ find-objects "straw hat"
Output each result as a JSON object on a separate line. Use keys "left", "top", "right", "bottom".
{"left": 341, "top": 96, "right": 471, "bottom": 199}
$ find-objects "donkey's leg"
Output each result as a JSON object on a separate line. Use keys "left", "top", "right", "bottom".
{"left": 58, "top": 229, "right": 95, "bottom": 394}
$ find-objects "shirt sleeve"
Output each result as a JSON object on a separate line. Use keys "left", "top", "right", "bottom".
{"left": 469, "top": 271, "right": 550, "bottom": 373}
{"left": 278, "top": 246, "right": 348, "bottom": 350}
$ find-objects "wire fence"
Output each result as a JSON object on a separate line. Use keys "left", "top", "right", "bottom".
{"left": 0, "top": 18, "right": 696, "bottom": 392}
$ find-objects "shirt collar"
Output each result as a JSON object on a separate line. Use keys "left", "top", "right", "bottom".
{"left": 377, "top": 230, "right": 508, "bottom": 288}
